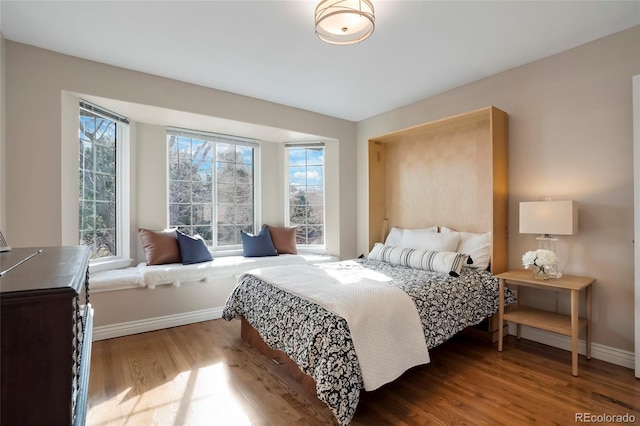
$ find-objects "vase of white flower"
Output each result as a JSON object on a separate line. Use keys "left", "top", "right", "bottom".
{"left": 522, "top": 249, "right": 558, "bottom": 280}
{"left": 532, "top": 264, "right": 550, "bottom": 280}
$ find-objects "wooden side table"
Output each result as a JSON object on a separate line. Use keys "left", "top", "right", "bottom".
{"left": 496, "top": 269, "right": 595, "bottom": 376}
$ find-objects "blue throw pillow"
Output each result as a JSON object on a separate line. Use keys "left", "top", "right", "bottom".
{"left": 176, "top": 231, "right": 213, "bottom": 265}
{"left": 241, "top": 226, "right": 278, "bottom": 257}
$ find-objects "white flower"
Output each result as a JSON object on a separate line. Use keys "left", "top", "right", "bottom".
{"left": 522, "top": 251, "right": 537, "bottom": 267}
{"left": 522, "top": 249, "right": 557, "bottom": 269}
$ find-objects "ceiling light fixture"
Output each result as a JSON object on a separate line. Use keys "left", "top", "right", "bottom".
{"left": 315, "top": 0, "right": 375, "bottom": 45}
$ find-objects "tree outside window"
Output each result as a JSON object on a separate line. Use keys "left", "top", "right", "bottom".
{"left": 167, "top": 130, "right": 256, "bottom": 249}
{"left": 288, "top": 145, "right": 325, "bottom": 246}
{"left": 79, "top": 110, "right": 117, "bottom": 259}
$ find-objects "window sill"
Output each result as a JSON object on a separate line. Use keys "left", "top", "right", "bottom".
{"left": 211, "top": 247, "right": 328, "bottom": 257}
{"left": 211, "top": 248, "right": 244, "bottom": 258}
{"left": 89, "top": 257, "right": 133, "bottom": 273}
{"left": 295, "top": 246, "right": 327, "bottom": 255}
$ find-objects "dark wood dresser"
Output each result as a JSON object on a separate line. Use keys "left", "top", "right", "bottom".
{"left": 1, "top": 246, "right": 93, "bottom": 426}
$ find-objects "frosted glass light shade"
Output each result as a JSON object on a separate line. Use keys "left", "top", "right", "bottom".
{"left": 519, "top": 200, "right": 578, "bottom": 236}
{"left": 315, "top": 0, "right": 375, "bottom": 45}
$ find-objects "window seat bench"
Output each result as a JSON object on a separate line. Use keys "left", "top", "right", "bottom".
{"left": 89, "top": 253, "right": 340, "bottom": 340}
{"left": 90, "top": 253, "right": 339, "bottom": 292}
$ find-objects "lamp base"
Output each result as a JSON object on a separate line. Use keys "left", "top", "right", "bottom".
{"left": 536, "top": 236, "right": 562, "bottom": 278}
{"left": 536, "top": 235, "right": 557, "bottom": 252}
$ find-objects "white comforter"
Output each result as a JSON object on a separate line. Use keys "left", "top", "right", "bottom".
{"left": 243, "top": 260, "right": 430, "bottom": 391}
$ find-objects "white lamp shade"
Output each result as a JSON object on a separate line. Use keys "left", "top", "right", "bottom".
{"left": 519, "top": 200, "right": 578, "bottom": 236}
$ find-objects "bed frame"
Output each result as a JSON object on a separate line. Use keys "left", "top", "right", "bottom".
{"left": 241, "top": 317, "right": 318, "bottom": 395}
{"left": 240, "top": 105, "right": 509, "bottom": 404}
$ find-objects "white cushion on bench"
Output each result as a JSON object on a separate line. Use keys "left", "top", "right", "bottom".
{"left": 90, "top": 254, "right": 339, "bottom": 291}
{"left": 140, "top": 254, "right": 339, "bottom": 288}
{"left": 90, "top": 267, "right": 144, "bottom": 292}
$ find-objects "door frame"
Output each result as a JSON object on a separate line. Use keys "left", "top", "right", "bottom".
{"left": 633, "top": 73, "right": 639, "bottom": 378}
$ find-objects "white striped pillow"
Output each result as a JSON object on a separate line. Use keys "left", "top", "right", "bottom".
{"left": 368, "top": 242, "right": 470, "bottom": 277}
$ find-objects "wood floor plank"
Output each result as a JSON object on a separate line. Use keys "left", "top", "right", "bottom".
{"left": 87, "top": 319, "right": 640, "bottom": 425}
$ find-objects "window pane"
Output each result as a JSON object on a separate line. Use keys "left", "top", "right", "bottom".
{"left": 169, "top": 137, "right": 191, "bottom": 159}
{"left": 80, "top": 231, "right": 95, "bottom": 250}
{"left": 235, "top": 184, "right": 253, "bottom": 204}
{"left": 95, "top": 230, "right": 115, "bottom": 256}
{"left": 216, "top": 161, "right": 235, "bottom": 184}
{"left": 217, "top": 203, "right": 236, "bottom": 224}
{"left": 95, "top": 144, "right": 115, "bottom": 174}
{"left": 216, "top": 143, "right": 236, "bottom": 163}
{"left": 307, "top": 227, "right": 324, "bottom": 245}
{"left": 95, "top": 119, "right": 116, "bottom": 149}
{"left": 80, "top": 201, "right": 95, "bottom": 230}
{"left": 295, "top": 226, "right": 308, "bottom": 245}
{"left": 289, "top": 166, "right": 307, "bottom": 187}
{"left": 235, "top": 164, "right": 253, "bottom": 184}
{"left": 96, "top": 201, "right": 115, "bottom": 229}
{"left": 169, "top": 181, "right": 191, "bottom": 204}
{"left": 80, "top": 171, "right": 95, "bottom": 200}
{"left": 237, "top": 146, "right": 253, "bottom": 165}
{"left": 194, "top": 226, "right": 213, "bottom": 244}
{"left": 288, "top": 148, "right": 305, "bottom": 165}
{"left": 79, "top": 143, "right": 91, "bottom": 170}
{"left": 191, "top": 139, "right": 209, "bottom": 162}
{"left": 287, "top": 146, "right": 324, "bottom": 246}
{"left": 305, "top": 185, "right": 324, "bottom": 205}
{"left": 78, "top": 108, "right": 118, "bottom": 259}
{"left": 96, "top": 174, "right": 116, "bottom": 202}
{"left": 170, "top": 203, "right": 192, "bottom": 227}
{"left": 168, "top": 130, "right": 255, "bottom": 250}
{"left": 192, "top": 184, "right": 212, "bottom": 203}
{"left": 217, "top": 225, "right": 238, "bottom": 246}
{"left": 192, "top": 204, "right": 213, "bottom": 225}
{"left": 193, "top": 163, "right": 213, "bottom": 183}
{"left": 305, "top": 166, "right": 323, "bottom": 186}
{"left": 235, "top": 204, "right": 253, "bottom": 225}
{"left": 306, "top": 147, "right": 324, "bottom": 166}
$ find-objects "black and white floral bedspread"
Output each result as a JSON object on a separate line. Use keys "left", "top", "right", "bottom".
{"left": 222, "top": 259, "right": 516, "bottom": 425}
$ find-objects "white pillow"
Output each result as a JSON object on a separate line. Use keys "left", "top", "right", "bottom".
{"left": 384, "top": 227, "right": 405, "bottom": 247}
{"left": 440, "top": 226, "right": 492, "bottom": 269}
{"left": 384, "top": 226, "right": 437, "bottom": 247}
{"left": 368, "top": 242, "right": 469, "bottom": 277}
{"left": 400, "top": 229, "right": 459, "bottom": 252}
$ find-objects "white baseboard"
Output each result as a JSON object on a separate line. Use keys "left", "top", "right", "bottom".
{"left": 507, "top": 323, "right": 635, "bottom": 370}
{"left": 92, "top": 307, "right": 224, "bottom": 341}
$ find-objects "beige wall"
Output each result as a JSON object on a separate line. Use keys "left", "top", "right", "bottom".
{"left": 5, "top": 41, "right": 358, "bottom": 260}
{"left": 358, "top": 25, "right": 640, "bottom": 353}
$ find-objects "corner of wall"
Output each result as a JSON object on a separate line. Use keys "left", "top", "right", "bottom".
{"left": 0, "top": 33, "right": 6, "bottom": 233}
{"left": 60, "top": 92, "right": 81, "bottom": 245}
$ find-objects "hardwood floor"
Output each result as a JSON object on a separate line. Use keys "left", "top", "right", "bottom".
{"left": 88, "top": 319, "right": 639, "bottom": 425}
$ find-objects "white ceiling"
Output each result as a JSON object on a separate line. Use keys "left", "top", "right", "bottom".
{"left": 2, "top": 1, "right": 639, "bottom": 122}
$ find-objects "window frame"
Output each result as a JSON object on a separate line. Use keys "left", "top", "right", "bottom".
{"left": 166, "top": 127, "right": 260, "bottom": 255}
{"left": 284, "top": 142, "right": 326, "bottom": 252}
{"left": 78, "top": 100, "right": 131, "bottom": 272}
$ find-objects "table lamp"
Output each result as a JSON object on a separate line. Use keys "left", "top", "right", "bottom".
{"left": 519, "top": 199, "right": 578, "bottom": 276}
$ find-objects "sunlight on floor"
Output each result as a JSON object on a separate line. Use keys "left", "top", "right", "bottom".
{"left": 88, "top": 362, "right": 253, "bottom": 426}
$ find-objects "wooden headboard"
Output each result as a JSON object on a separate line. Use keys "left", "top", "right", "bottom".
{"left": 368, "top": 106, "right": 508, "bottom": 274}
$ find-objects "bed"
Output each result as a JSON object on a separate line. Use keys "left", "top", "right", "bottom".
{"left": 223, "top": 106, "right": 510, "bottom": 424}
{"left": 223, "top": 256, "right": 516, "bottom": 425}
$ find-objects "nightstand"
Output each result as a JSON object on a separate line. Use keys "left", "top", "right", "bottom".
{"left": 496, "top": 269, "right": 595, "bottom": 376}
